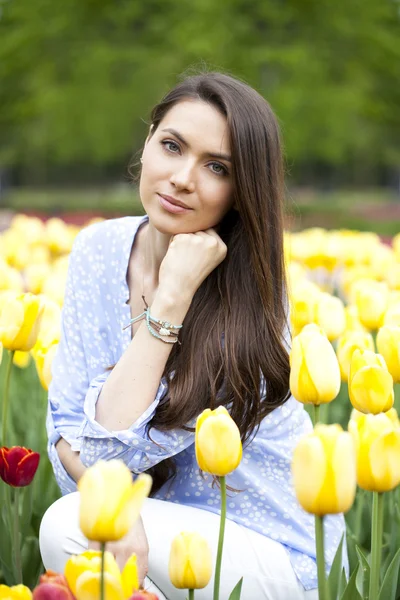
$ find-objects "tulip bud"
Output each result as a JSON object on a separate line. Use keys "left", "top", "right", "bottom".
{"left": 33, "top": 572, "right": 75, "bottom": 600}
{"left": 0, "top": 293, "right": 45, "bottom": 351}
{"left": 352, "top": 279, "right": 389, "bottom": 330}
{"left": 75, "top": 571, "right": 124, "bottom": 600}
{"left": 33, "top": 343, "right": 58, "bottom": 391}
{"left": 349, "top": 349, "right": 394, "bottom": 414}
{"left": 78, "top": 461, "right": 152, "bottom": 542}
{"left": 289, "top": 281, "right": 321, "bottom": 335}
{"left": 348, "top": 413, "right": 400, "bottom": 492}
{"left": 292, "top": 424, "right": 356, "bottom": 516}
{"left": 169, "top": 532, "right": 212, "bottom": 590}
{"left": 314, "top": 293, "right": 346, "bottom": 341}
{"left": 336, "top": 330, "right": 375, "bottom": 382}
{"left": 65, "top": 551, "right": 120, "bottom": 596}
{"left": 0, "top": 446, "right": 40, "bottom": 487}
{"left": 343, "top": 305, "right": 365, "bottom": 332}
{"left": 289, "top": 324, "right": 341, "bottom": 405}
{"left": 195, "top": 406, "right": 242, "bottom": 476}
{"left": 0, "top": 584, "right": 32, "bottom": 600}
{"left": 376, "top": 325, "right": 400, "bottom": 383}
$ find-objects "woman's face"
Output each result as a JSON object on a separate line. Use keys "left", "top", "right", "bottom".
{"left": 139, "top": 99, "right": 234, "bottom": 235}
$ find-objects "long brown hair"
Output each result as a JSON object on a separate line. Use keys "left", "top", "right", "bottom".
{"left": 133, "top": 70, "right": 291, "bottom": 492}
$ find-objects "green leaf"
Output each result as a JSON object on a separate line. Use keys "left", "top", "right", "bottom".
{"left": 327, "top": 534, "right": 345, "bottom": 600}
{"left": 355, "top": 545, "right": 370, "bottom": 600}
{"left": 377, "top": 547, "right": 400, "bottom": 600}
{"left": 340, "top": 566, "right": 362, "bottom": 600}
{"left": 338, "top": 568, "right": 348, "bottom": 597}
{"left": 228, "top": 577, "right": 243, "bottom": 600}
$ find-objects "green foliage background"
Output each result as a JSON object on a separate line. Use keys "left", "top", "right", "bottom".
{"left": 1, "top": 0, "right": 399, "bottom": 186}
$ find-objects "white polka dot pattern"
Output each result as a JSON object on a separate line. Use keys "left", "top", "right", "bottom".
{"left": 46, "top": 215, "right": 346, "bottom": 591}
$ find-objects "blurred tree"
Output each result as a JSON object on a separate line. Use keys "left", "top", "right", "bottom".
{"left": 0, "top": 0, "right": 399, "bottom": 185}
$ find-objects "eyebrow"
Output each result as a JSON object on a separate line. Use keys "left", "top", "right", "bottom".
{"left": 161, "top": 128, "right": 232, "bottom": 162}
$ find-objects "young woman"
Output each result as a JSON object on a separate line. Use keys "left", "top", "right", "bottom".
{"left": 39, "top": 71, "right": 344, "bottom": 599}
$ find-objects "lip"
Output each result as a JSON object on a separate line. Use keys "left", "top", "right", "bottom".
{"left": 158, "top": 193, "right": 193, "bottom": 214}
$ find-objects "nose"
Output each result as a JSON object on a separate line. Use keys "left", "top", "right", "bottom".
{"left": 169, "top": 161, "right": 195, "bottom": 193}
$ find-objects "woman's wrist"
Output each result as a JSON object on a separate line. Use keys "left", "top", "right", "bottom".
{"left": 152, "top": 287, "right": 193, "bottom": 323}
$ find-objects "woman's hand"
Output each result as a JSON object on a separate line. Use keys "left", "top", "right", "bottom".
{"left": 158, "top": 228, "right": 227, "bottom": 299}
{"left": 88, "top": 516, "right": 149, "bottom": 587}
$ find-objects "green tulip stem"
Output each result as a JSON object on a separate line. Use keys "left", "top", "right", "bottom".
{"left": 370, "top": 492, "right": 384, "bottom": 600}
{"left": 2, "top": 350, "right": 15, "bottom": 446}
{"left": 188, "top": 590, "right": 195, "bottom": 600}
{"left": 213, "top": 476, "right": 227, "bottom": 600}
{"left": 313, "top": 404, "right": 320, "bottom": 427}
{"left": 315, "top": 515, "right": 330, "bottom": 600}
{"left": 100, "top": 542, "right": 106, "bottom": 600}
{"left": 13, "top": 487, "right": 22, "bottom": 583}
{"left": 354, "top": 489, "right": 365, "bottom": 543}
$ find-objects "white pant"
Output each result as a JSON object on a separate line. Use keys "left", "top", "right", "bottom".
{"left": 39, "top": 493, "right": 317, "bottom": 600}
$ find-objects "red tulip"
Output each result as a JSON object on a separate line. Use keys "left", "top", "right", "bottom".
{"left": 33, "top": 571, "right": 75, "bottom": 600}
{"left": 0, "top": 446, "right": 40, "bottom": 487}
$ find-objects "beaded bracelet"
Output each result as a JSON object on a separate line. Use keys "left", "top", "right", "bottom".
{"left": 122, "top": 308, "right": 182, "bottom": 345}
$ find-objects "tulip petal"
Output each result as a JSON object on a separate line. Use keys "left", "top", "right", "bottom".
{"left": 75, "top": 571, "right": 124, "bottom": 600}
{"left": 113, "top": 474, "right": 152, "bottom": 539}
{"left": 15, "top": 451, "right": 40, "bottom": 486}
{"left": 121, "top": 554, "right": 139, "bottom": 598}
{"left": 370, "top": 431, "right": 400, "bottom": 492}
{"left": 0, "top": 300, "right": 24, "bottom": 348}
{"left": 292, "top": 435, "right": 327, "bottom": 515}
{"left": 350, "top": 366, "right": 394, "bottom": 414}
{"left": 78, "top": 461, "right": 134, "bottom": 541}
{"left": 290, "top": 336, "right": 318, "bottom": 404}
{"left": 328, "top": 432, "right": 356, "bottom": 514}
{"left": 302, "top": 335, "right": 340, "bottom": 404}
{"left": 0, "top": 585, "right": 32, "bottom": 600}
{"left": 12, "top": 295, "right": 44, "bottom": 352}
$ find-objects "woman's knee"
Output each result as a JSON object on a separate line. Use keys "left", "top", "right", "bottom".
{"left": 39, "top": 492, "right": 87, "bottom": 572}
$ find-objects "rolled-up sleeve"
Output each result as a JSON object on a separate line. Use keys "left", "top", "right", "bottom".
{"left": 77, "top": 376, "right": 196, "bottom": 473}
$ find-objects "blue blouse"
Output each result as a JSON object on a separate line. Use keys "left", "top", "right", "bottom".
{"left": 46, "top": 215, "right": 345, "bottom": 591}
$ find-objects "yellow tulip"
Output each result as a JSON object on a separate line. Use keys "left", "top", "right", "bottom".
{"left": 314, "top": 293, "right": 345, "bottom": 341}
{"left": 0, "top": 262, "right": 24, "bottom": 293}
{"left": 289, "top": 323, "right": 341, "bottom": 405}
{"left": 0, "top": 293, "right": 45, "bottom": 351}
{"left": 349, "top": 349, "right": 394, "bottom": 414}
{"left": 341, "top": 266, "right": 376, "bottom": 303}
{"left": 24, "top": 264, "right": 52, "bottom": 295}
{"left": 0, "top": 585, "right": 32, "bottom": 600}
{"left": 289, "top": 280, "right": 321, "bottom": 335}
{"left": 195, "top": 406, "right": 242, "bottom": 476}
{"left": 45, "top": 218, "right": 75, "bottom": 255}
{"left": 33, "top": 342, "right": 58, "bottom": 390}
{"left": 65, "top": 550, "right": 139, "bottom": 600}
{"left": 387, "top": 264, "right": 400, "bottom": 291}
{"left": 336, "top": 330, "right": 375, "bottom": 382}
{"left": 376, "top": 325, "right": 400, "bottom": 383}
{"left": 65, "top": 550, "right": 122, "bottom": 596}
{"left": 169, "top": 532, "right": 212, "bottom": 590}
{"left": 78, "top": 460, "right": 152, "bottom": 542}
{"left": 350, "top": 406, "right": 400, "bottom": 427}
{"left": 75, "top": 571, "right": 123, "bottom": 600}
{"left": 352, "top": 279, "right": 389, "bottom": 330}
{"left": 348, "top": 412, "right": 400, "bottom": 492}
{"left": 343, "top": 305, "right": 365, "bottom": 332}
{"left": 384, "top": 302, "right": 400, "bottom": 327}
{"left": 292, "top": 424, "right": 356, "bottom": 516}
